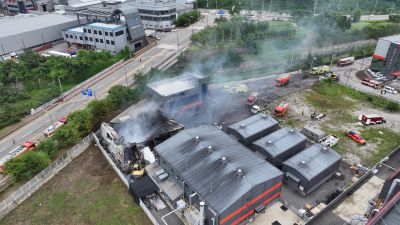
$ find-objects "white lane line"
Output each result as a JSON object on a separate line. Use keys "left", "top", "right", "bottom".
{"left": 65, "top": 103, "right": 76, "bottom": 111}
{"left": 97, "top": 83, "right": 105, "bottom": 89}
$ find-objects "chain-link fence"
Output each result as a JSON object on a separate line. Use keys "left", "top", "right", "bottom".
{"left": 0, "top": 134, "right": 93, "bottom": 219}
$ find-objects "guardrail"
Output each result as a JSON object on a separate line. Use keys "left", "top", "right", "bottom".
{"left": 0, "top": 135, "right": 92, "bottom": 219}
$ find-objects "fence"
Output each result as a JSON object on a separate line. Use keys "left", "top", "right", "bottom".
{"left": 0, "top": 135, "right": 93, "bottom": 219}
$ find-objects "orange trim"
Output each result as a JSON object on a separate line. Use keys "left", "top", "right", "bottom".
{"left": 230, "top": 192, "right": 281, "bottom": 225}
{"left": 220, "top": 182, "right": 282, "bottom": 224}
{"left": 372, "top": 54, "right": 385, "bottom": 60}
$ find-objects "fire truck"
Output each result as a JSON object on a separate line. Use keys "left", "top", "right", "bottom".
{"left": 43, "top": 117, "right": 68, "bottom": 137}
{"left": 274, "top": 102, "right": 289, "bottom": 117}
{"left": 275, "top": 75, "right": 291, "bottom": 87}
{"left": 358, "top": 114, "right": 386, "bottom": 125}
{"left": 361, "top": 80, "right": 383, "bottom": 89}
{"left": 246, "top": 92, "right": 258, "bottom": 105}
{"left": 337, "top": 57, "right": 355, "bottom": 67}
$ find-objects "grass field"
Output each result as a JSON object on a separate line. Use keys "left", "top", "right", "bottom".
{"left": 0, "top": 145, "right": 151, "bottom": 225}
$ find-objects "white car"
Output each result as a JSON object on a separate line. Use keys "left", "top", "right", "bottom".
{"left": 382, "top": 86, "right": 398, "bottom": 94}
{"left": 251, "top": 105, "right": 260, "bottom": 114}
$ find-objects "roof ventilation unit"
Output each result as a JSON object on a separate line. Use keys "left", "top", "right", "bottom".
{"left": 289, "top": 129, "right": 295, "bottom": 134}
{"left": 194, "top": 136, "right": 200, "bottom": 142}
{"left": 266, "top": 140, "right": 273, "bottom": 146}
{"left": 236, "top": 168, "right": 243, "bottom": 176}
{"left": 221, "top": 156, "right": 227, "bottom": 164}
{"left": 240, "top": 124, "right": 246, "bottom": 129}
{"left": 299, "top": 161, "right": 307, "bottom": 167}
{"left": 207, "top": 145, "right": 213, "bottom": 153}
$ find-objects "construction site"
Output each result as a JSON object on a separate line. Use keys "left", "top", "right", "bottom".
{"left": 91, "top": 51, "right": 400, "bottom": 225}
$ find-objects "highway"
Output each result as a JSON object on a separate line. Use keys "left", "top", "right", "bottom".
{"left": 0, "top": 10, "right": 218, "bottom": 158}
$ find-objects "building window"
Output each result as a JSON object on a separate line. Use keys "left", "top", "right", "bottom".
{"left": 111, "top": 41, "right": 115, "bottom": 45}
{"left": 75, "top": 35, "right": 77, "bottom": 39}
{"left": 85, "top": 36, "right": 88, "bottom": 41}
{"left": 100, "top": 39, "right": 103, "bottom": 43}
{"left": 95, "top": 38, "right": 99, "bottom": 42}
{"left": 89, "top": 37, "right": 93, "bottom": 41}
{"left": 109, "top": 32, "right": 113, "bottom": 37}
{"left": 94, "top": 30, "right": 97, "bottom": 34}
{"left": 106, "top": 40, "right": 110, "bottom": 44}
{"left": 115, "top": 30, "right": 124, "bottom": 36}
{"left": 87, "top": 29, "right": 91, "bottom": 33}
{"left": 98, "top": 31, "right": 102, "bottom": 35}
{"left": 79, "top": 36, "right": 83, "bottom": 40}
{"left": 83, "top": 28, "right": 87, "bottom": 33}
{"left": 105, "top": 31, "right": 108, "bottom": 36}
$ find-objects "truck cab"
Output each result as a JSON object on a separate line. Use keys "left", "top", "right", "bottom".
{"left": 247, "top": 92, "right": 258, "bottom": 105}
{"left": 311, "top": 65, "right": 330, "bottom": 75}
{"left": 274, "top": 102, "right": 289, "bottom": 117}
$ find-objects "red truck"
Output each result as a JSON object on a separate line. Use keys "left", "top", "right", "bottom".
{"left": 275, "top": 75, "right": 291, "bottom": 87}
{"left": 275, "top": 102, "right": 289, "bottom": 117}
{"left": 358, "top": 114, "right": 386, "bottom": 125}
{"left": 246, "top": 92, "right": 258, "bottom": 105}
{"left": 337, "top": 57, "right": 355, "bottom": 67}
{"left": 345, "top": 130, "right": 366, "bottom": 145}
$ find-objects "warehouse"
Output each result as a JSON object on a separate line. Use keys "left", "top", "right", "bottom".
{"left": 371, "top": 34, "right": 400, "bottom": 76}
{"left": 227, "top": 113, "right": 279, "bottom": 145}
{"left": 0, "top": 13, "right": 82, "bottom": 56}
{"left": 146, "top": 74, "right": 208, "bottom": 119}
{"left": 154, "top": 125, "right": 283, "bottom": 225}
{"left": 252, "top": 128, "right": 307, "bottom": 167}
{"left": 282, "top": 143, "right": 341, "bottom": 196}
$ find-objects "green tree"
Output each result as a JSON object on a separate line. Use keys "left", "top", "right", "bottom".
{"left": 385, "top": 102, "right": 399, "bottom": 111}
{"left": 36, "top": 139, "right": 58, "bottom": 158}
{"left": 88, "top": 100, "right": 112, "bottom": 129}
{"left": 336, "top": 15, "right": 352, "bottom": 31}
{"left": 5, "top": 151, "right": 50, "bottom": 180}
{"left": 52, "top": 123, "right": 80, "bottom": 148}
{"left": 176, "top": 11, "right": 201, "bottom": 27}
{"left": 352, "top": 10, "right": 362, "bottom": 23}
{"left": 67, "top": 109, "right": 93, "bottom": 137}
{"left": 108, "top": 85, "right": 138, "bottom": 109}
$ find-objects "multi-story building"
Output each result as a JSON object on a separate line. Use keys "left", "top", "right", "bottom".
{"left": 371, "top": 35, "right": 400, "bottom": 77}
{"left": 4, "top": 0, "right": 34, "bottom": 14}
{"left": 62, "top": 2, "right": 146, "bottom": 54}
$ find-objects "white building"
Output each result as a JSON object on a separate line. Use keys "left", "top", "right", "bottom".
{"left": 4, "top": 0, "right": 34, "bottom": 14}
{"left": 63, "top": 22, "right": 128, "bottom": 54}
{"left": 0, "top": 13, "right": 81, "bottom": 56}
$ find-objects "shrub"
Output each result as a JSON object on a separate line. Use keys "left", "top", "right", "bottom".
{"left": 36, "top": 139, "right": 58, "bottom": 158}
{"left": 52, "top": 123, "right": 81, "bottom": 148}
{"left": 176, "top": 11, "right": 201, "bottom": 27}
{"left": 5, "top": 151, "right": 50, "bottom": 180}
{"left": 385, "top": 102, "right": 400, "bottom": 111}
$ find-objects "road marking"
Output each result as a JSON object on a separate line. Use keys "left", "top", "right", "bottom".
{"left": 65, "top": 103, "right": 76, "bottom": 111}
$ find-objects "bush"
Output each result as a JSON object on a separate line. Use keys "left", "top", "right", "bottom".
{"left": 36, "top": 139, "right": 58, "bottom": 158}
{"left": 176, "top": 11, "right": 201, "bottom": 27}
{"left": 52, "top": 123, "right": 81, "bottom": 148}
{"left": 107, "top": 85, "right": 139, "bottom": 109}
{"left": 67, "top": 109, "right": 93, "bottom": 137}
{"left": 389, "top": 14, "right": 400, "bottom": 23}
{"left": 5, "top": 151, "right": 50, "bottom": 180}
{"left": 385, "top": 102, "right": 400, "bottom": 111}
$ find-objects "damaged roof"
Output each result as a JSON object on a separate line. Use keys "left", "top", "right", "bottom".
{"left": 283, "top": 144, "right": 341, "bottom": 181}
{"left": 252, "top": 127, "right": 307, "bottom": 158}
{"left": 227, "top": 113, "right": 278, "bottom": 141}
{"left": 147, "top": 73, "right": 207, "bottom": 97}
{"left": 154, "top": 125, "right": 283, "bottom": 214}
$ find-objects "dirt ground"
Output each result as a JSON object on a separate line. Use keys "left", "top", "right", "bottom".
{"left": 0, "top": 145, "right": 151, "bottom": 225}
{"left": 264, "top": 88, "right": 400, "bottom": 167}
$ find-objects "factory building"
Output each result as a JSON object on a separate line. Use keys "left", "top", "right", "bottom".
{"left": 0, "top": 13, "right": 82, "bottom": 56}
{"left": 62, "top": 3, "right": 146, "bottom": 54}
{"left": 371, "top": 35, "right": 400, "bottom": 77}
{"left": 146, "top": 74, "right": 208, "bottom": 119}
{"left": 153, "top": 125, "right": 283, "bottom": 225}
{"left": 226, "top": 113, "right": 279, "bottom": 146}
{"left": 282, "top": 143, "right": 341, "bottom": 196}
{"left": 252, "top": 128, "right": 307, "bottom": 167}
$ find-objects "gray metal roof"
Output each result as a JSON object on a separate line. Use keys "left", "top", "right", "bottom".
{"left": 381, "top": 34, "right": 400, "bottom": 43}
{"left": 228, "top": 113, "right": 278, "bottom": 140}
{"left": 252, "top": 128, "right": 307, "bottom": 158}
{"left": 0, "top": 14, "right": 78, "bottom": 38}
{"left": 147, "top": 73, "right": 206, "bottom": 97}
{"left": 283, "top": 144, "right": 341, "bottom": 181}
{"left": 154, "top": 125, "right": 282, "bottom": 214}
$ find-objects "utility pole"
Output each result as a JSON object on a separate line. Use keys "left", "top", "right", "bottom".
{"left": 345, "top": 70, "right": 351, "bottom": 86}
{"left": 338, "top": 0, "right": 342, "bottom": 12}
{"left": 57, "top": 76, "right": 64, "bottom": 99}
{"left": 190, "top": 16, "right": 194, "bottom": 35}
{"left": 124, "top": 66, "right": 128, "bottom": 86}
{"left": 290, "top": 51, "right": 294, "bottom": 68}
{"left": 215, "top": 0, "right": 217, "bottom": 9}
{"left": 269, "top": 0, "right": 272, "bottom": 13}
{"left": 176, "top": 29, "right": 180, "bottom": 51}
{"left": 313, "top": 0, "right": 318, "bottom": 15}
{"left": 390, "top": 3, "right": 395, "bottom": 15}
{"left": 330, "top": 54, "right": 335, "bottom": 68}
{"left": 355, "top": 0, "right": 360, "bottom": 11}
{"left": 206, "top": 0, "right": 208, "bottom": 8}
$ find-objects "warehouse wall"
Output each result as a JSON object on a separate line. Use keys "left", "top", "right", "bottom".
{"left": 0, "top": 20, "right": 80, "bottom": 55}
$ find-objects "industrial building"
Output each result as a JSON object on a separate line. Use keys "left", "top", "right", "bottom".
{"left": 252, "top": 127, "right": 307, "bottom": 167}
{"left": 226, "top": 113, "right": 279, "bottom": 145}
{"left": 0, "top": 13, "right": 82, "bottom": 56}
{"left": 282, "top": 143, "right": 342, "bottom": 196}
{"left": 3, "top": 0, "right": 34, "bottom": 14}
{"left": 62, "top": 2, "right": 146, "bottom": 53}
{"left": 153, "top": 125, "right": 283, "bottom": 225}
{"left": 367, "top": 191, "right": 400, "bottom": 225}
{"left": 146, "top": 74, "right": 208, "bottom": 119}
{"left": 371, "top": 35, "right": 400, "bottom": 76}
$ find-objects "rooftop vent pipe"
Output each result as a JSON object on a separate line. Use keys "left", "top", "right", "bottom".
{"left": 240, "top": 124, "right": 246, "bottom": 129}
{"left": 207, "top": 146, "right": 213, "bottom": 153}
{"left": 300, "top": 161, "right": 307, "bottom": 167}
{"left": 322, "top": 147, "right": 328, "bottom": 151}
{"left": 266, "top": 140, "right": 272, "bottom": 146}
{"left": 289, "top": 129, "right": 295, "bottom": 134}
{"left": 236, "top": 168, "right": 243, "bottom": 176}
{"left": 194, "top": 136, "right": 200, "bottom": 142}
{"left": 221, "top": 156, "right": 227, "bottom": 164}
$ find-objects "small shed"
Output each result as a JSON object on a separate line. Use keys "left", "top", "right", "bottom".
{"left": 227, "top": 113, "right": 279, "bottom": 145}
{"left": 252, "top": 128, "right": 307, "bottom": 167}
{"left": 302, "top": 125, "right": 325, "bottom": 142}
{"left": 282, "top": 144, "right": 342, "bottom": 195}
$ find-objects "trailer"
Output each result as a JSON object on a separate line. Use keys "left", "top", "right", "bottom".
{"left": 337, "top": 57, "right": 355, "bottom": 67}
{"left": 358, "top": 114, "right": 386, "bottom": 125}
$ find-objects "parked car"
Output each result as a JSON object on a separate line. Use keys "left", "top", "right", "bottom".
{"left": 345, "top": 130, "right": 366, "bottom": 145}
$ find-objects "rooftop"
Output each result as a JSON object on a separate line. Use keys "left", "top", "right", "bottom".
{"left": 154, "top": 125, "right": 283, "bottom": 214}
{"left": 227, "top": 113, "right": 278, "bottom": 141}
{"left": 66, "top": 26, "right": 84, "bottom": 33}
{"left": 86, "top": 22, "right": 125, "bottom": 30}
{"left": 283, "top": 144, "right": 341, "bottom": 181}
{"left": 252, "top": 127, "right": 307, "bottom": 158}
{"left": 367, "top": 191, "right": 400, "bottom": 225}
{"left": 147, "top": 74, "right": 207, "bottom": 97}
{"left": 0, "top": 14, "right": 78, "bottom": 38}
{"left": 381, "top": 34, "right": 400, "bottom": 43}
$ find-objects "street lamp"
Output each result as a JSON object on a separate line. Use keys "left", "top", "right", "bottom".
{"left": 330, "top": 54, "right": 335, "bottom": 68}
{"left": 190, "top": 16, "right": 194, "bottom": 35}
{"left": 124, "top": 66, "right": 129, "bottom": 86}
{"left": 43, "top": 109, "right": 54, "bottom": 124}
{"left": 57, "top": 76, "right": 64, "bottom": 100}
{"left": 176, "top": 29, "right": 180, "bottom": 51}
{"left": 310, "top": 55, "right": 317, "bottom": 72}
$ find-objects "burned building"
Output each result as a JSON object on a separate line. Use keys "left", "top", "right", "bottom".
{"left": 367, "top": 191, "right": 400, "bottom": 225}
{"left": 146, "top": 74, "right": 208, "bottom": 119}
{"left": 153, "top": 125, "right": 283, "bottom": 225}
{"left": 371, "top": 34, "right": 400, "bottom": 77}
{"left": 226, "top": 113, "right": 279, "bottom": 145}
{"left": 282, "top": 143, "right": 341, "bottom": 196}
{"left": 99, "top": 104, "right": 183, "bottom": 172}
{"left": 252, "top": 128, "right": 307, "bottom": 167}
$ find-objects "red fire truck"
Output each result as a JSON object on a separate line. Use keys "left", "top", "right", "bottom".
{"left": 358, "top": 114, "right": 386, "bottom": 125}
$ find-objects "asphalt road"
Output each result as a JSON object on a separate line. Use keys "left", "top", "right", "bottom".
{"left": 330, "top": 57, "right": 400, "bottom": 103}
{"left": 0, "top": 10, "right": 218, "bottom": 158}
